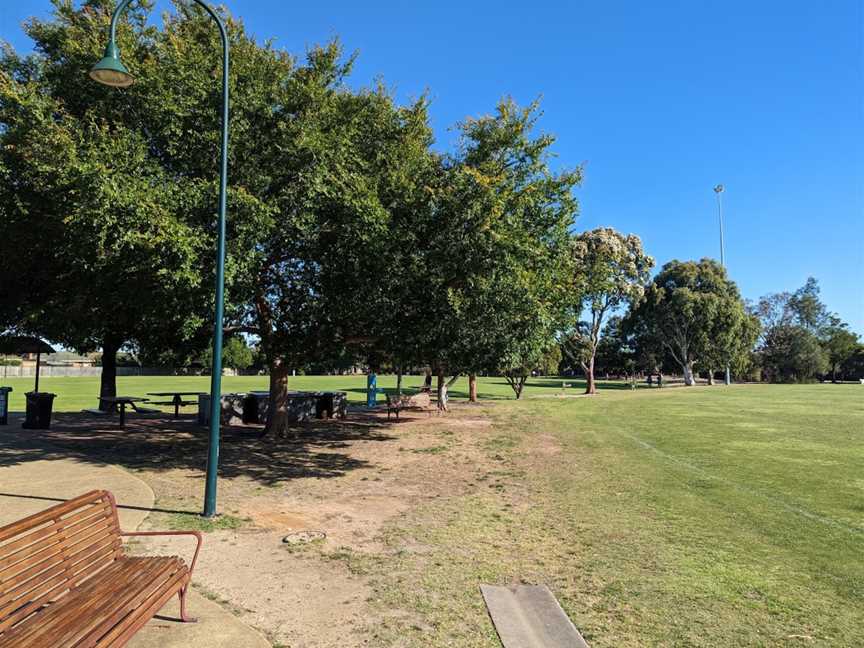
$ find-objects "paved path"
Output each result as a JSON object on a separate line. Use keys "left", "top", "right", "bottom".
{"left": 0, "top": 429, "right": 270, "bottom": 648}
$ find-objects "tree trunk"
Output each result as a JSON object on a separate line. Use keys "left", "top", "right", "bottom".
{"left": 436, "top": 369, "right": 448, "bottom": 412}
{"left": 98, "top": 337, "right": 120, "bottom": 412}
{"left": 707, "top": 371, "right": 715, "bottom": 386}
{"left": 468, "top": 373, "right": 478, "bottom": 402}
{"left": 683, "top": 362, "right": 695, "bottom": 386}
{"left": 583, "top": 356, "right": 597, "bottom": 395}
{"left": 515, "top": 376, "right": 526, "bottom": 399}
{"left": 265, "top": 358, "right": 292, "bottom": 438}
{"left": 396, "top": 365, "right": 403, "bottom": 396}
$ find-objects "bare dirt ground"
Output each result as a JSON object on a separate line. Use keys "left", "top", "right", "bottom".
{"left": 9, "top": 405, "right": 502, "bottom": 647}
{"left": 142, "top": 407, "right": 499, "bottom": 646}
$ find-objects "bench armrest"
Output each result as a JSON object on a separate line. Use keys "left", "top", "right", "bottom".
{"left": 120, "top": 530, "right": 203, "bottom": 575}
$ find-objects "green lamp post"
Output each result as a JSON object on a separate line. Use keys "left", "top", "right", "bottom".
{"left": 91, "top": 0, "right": 229, "bottom": 518}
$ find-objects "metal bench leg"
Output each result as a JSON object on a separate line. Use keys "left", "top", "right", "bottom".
{"left": 179, "top": 585, "right": 197, "bottom": 623}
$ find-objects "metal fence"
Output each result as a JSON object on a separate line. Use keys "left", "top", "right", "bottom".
{"left": 0, "top": 366, "right": 185, "bottom": 378}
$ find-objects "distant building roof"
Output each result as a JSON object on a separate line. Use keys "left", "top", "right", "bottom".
{"left": 43, "top": 352, "right": 95, "bottom": 366}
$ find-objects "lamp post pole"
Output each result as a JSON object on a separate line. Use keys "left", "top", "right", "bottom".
{"left": 713, "top": 184, "right": 731, "bottom": 386}
{"left": 91, "top": 0, "right": 229, "bottom": 517}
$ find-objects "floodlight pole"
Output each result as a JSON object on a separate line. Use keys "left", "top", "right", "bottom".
{"left": 714, "top": 184, "right": 731, "bottom": 386}
{"left": 93, "top": 0, "right": 229, "bottom": 517}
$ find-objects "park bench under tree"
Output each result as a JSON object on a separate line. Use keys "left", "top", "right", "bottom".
{"left": 0, "top": 490, "right": 201, "bottom": 647}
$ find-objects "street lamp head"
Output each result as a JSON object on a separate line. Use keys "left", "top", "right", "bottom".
{"left": 714, "top": 184, "right": 724, "bottom": 194}
{"left": 89, "top": 41, "right": 134, "bottom": 88}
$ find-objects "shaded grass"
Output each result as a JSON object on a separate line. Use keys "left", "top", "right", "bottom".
{"left": 363, "top": 384, "right": 864, "bottom": 647}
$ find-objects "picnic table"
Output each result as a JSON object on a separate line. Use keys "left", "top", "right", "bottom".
{"left": 147, "top": 391, "right": 206, "bottom": 418}
{"left": 98, "top": 395, "right": 150, "bottom": 427}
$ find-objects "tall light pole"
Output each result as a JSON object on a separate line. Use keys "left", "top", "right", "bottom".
{"left": 92, "top": 0, "right": 229, "bottom": 517}
{"left": 713, "top": 184, "right": 731, "bottom": 386}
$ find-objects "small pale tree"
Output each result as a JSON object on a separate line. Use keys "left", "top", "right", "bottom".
{"left": 563, "top": 228, "right": 653, "bottom": 394}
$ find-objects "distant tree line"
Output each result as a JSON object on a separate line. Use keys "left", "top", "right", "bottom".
{"left": 0, "top": 2, "right": 859, "bottom": 438}
{"left": 563, "top": 274, "right": 861, "bottom": 386}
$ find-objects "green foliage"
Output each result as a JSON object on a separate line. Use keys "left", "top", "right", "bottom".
{"left": 821, "top": 318, "right": 859, "bottom": 381}
{"left": 562, "top": 228, "right": 653, "bottom": 392}
{"left": 760, "top": 324, "right": 829, "bottom": 383}
{"left": 1, "top": 2, "right": 580, "bottom": 413}
{"left": 839, "top": 344, "right": 864, "bottom": 380}
{"left": 202, "top": 336, "right": 254, "bottom": 372}
{"left": 625, "top": 259, "right": 755, "bottom": 385}
{"left": 754, "top": 278, "right": 855, "bottom": 383}
{"left": 399, "top": 99, "right": 581, "bottom": 398}
{"left": 592, "top": 316, "right": 637, "bottom": 377}
{"left": 0, "top": 0, "right": 209, "bottom": 367}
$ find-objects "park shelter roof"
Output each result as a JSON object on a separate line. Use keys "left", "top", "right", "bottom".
{"left": 0, "top": 336, "right": 56, "bottom": 355}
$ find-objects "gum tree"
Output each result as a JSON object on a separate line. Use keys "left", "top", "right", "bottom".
{"left": 563, "top": 228, "right": 653, "bottom": 394}
{"left": 625, "top": 259, "right": 752, "bottom": 386}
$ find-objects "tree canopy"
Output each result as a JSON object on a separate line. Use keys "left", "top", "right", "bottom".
{"left": 625, "top": 259, "right": 755, "bottom": 385}
{"left": 563, "top": 228, "right": 652, "bottom": 394}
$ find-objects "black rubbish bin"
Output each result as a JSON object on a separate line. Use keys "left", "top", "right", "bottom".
{"left": 0, "top": 386, "right": 12, "bottom": 425}
{"left": 23, "top": 392, "right": 56, "bottom": 429}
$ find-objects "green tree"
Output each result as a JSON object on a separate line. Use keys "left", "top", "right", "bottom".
{"left": 754, "top": 278, "right": 851, "bottom": 383}
{"left": 202, "top": 336, "right": 253, "bottom": 373}
{"left": 0, "top": 2, "right": 207, "bottom": 407}
{"left": 625, "top": 259, "right": 753, "bottom": 386}
{"left": 821, "top": 318, "right": 859, "bottom": 382}
{"left": 592, "top": 316, "right": 637, "bottom": 378}
{"left": 399, "top": 99, "right": 581, "bottom": 400}
{"left": 839, "top": 343, "right": 864, "bottom": 381}
{"left": 563, "top": 228, "right": 653, "bottom": 394}
{"left": 760, "top": 325, "right": 829, "bottom": 382}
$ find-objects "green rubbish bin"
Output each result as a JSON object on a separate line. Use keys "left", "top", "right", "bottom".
{"left": 23, "top": 392, "right": 56, "bottom": 429}
{"left": 0, "top": 386, "right": 11, "bottom": 425}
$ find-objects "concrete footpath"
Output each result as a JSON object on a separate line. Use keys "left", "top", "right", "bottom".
{"left": 0, "top": 440, "right": 270, "bottom": 648}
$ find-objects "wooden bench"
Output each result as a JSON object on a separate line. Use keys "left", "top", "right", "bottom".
{"left": 385, "top": 392, "right": 434, "bottom": 420}
{"left": 0, "top": 490, "right": 201, "bottom": 647}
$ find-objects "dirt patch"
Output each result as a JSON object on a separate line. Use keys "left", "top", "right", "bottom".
{"left": 119, "top": 405, "right": 501, "bottom": 646}
{"left": 534, "top": 433, "right": 562, "bottom": 455}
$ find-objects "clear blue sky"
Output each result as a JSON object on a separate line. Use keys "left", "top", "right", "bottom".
{"left": 3, "top": 1, "right": 862, "bottom": 332}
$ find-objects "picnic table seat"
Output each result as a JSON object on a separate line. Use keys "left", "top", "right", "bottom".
{"left": 385, "top": 391, "right": 434, "bottom": 420}
{"left": 0, "top": 490, "right": 201, "bottom": 647}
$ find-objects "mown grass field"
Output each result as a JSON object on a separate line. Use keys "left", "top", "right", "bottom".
{"left": 0, "top": 373, "right": 602, "bottom": 412}
{"left": 361, "top": 384, "right": 863, "bottom": 646}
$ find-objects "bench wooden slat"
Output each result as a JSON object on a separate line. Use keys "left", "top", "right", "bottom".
{"left": 101, "top": 565, "right": 188, "bottom": 648}
{"left": 36, "top": 560, "right": 172, "bottom": 647}
{"left": 0, "top": 492, "right": 111, "bottom": 543}
{"left": 0, "top": 512, "right": 116, "bottom": 588}
{"left": 0, "top": 490, "right": 198, "bottom": 647}
{"left": 76, "top": 559, "right": 186, "bottom": 648}
{"left": 3, "top": 558, "right": 187, "bottom": 648}
{"left": 3, "top": 561, "right": 131, "bottom": 646}
{"left": 0, "top": 499, "right": 114, "bottom": 566}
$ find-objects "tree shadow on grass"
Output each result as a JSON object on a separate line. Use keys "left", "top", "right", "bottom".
{"left": 0, "top": 409, "right": 397, "bottom": 488}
